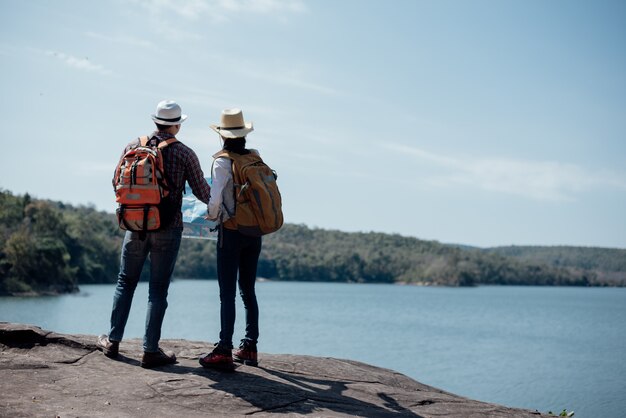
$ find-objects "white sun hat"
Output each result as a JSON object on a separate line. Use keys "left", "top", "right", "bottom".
{"left": 151, "top": 100, "right": 188, "bottom": 125}
{"left": 210, "top": 108, "right": 254, "bottom": 138}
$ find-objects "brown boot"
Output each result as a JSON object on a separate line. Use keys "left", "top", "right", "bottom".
{"left": 96, "top": 335, "right": 119, "bottom": 359}
{"left": 141, "top": 348, "right": 177, "bottom": 369}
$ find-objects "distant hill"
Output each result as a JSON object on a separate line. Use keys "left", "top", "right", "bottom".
{"left": 1, "top": 189, "right": 623, "bottom": 295}
{"left": 255, "top": 224, "right": 610, "bottom": 286}
{"left": 484, "top": 245, "right": 626, "bottom": 285}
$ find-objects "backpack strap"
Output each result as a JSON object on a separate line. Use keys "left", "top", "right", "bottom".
{"left": 140, "top": 205, "right": 149, "bottom": 241}
{"left": 211, "top": 150, "right": 234, "bottom": 185}
{"left": 212, "top": 150, "right": 231, "bottom": 160}
{"left": 139, "top": 135, "right": 178, "bottom": 148}
{"left": 157, "top": 138, "right": 178, "bottom": 149}
{"left": 212, "top": 150, "right": 247, "bottom": 189}
{"left": 212, "top": 151, "right": 263, "bottom": 187}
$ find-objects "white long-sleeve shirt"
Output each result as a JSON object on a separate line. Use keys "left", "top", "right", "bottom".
{"left": 207, "top": 156, "right": 235, "bottom": 222}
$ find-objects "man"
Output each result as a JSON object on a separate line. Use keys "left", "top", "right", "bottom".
{"left": 199, "top": 108, "right": 262, "bottom": 371}
{"left": 97, "top": 100, "right": 211, "bottom": 368}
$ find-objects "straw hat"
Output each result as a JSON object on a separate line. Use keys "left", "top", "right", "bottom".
{"left": 151, "top": 100, "right": 187, "bottom": 125}
{"left": 210, "top": 108, "right": 254, "bottom": 138}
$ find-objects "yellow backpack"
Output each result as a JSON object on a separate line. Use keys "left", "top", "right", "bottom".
{"left": 213, "top": 150, "right": 283, "bottom": 236}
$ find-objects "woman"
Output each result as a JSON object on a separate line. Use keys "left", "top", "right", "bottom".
{"left": 199, "top": 108, "right": 261, "bottom": 371}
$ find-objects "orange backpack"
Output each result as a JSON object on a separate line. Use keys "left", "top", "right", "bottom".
{"left": 113, "top": 135, "right": 177, "bottom": 236}
{"left": 214, "top": 150, "right": 283, "bottom": 237}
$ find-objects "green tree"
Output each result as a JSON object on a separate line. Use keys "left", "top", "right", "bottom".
{"left": 4, "top": 228, "right": 76, "bottom": 293}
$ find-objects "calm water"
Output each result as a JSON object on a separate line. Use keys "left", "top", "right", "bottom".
{"left": 1, "top": 281, "right": 625, "bottom": 418}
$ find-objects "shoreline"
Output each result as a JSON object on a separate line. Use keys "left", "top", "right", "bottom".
{"left": 3, "top": 277, "right": 624, "bottom": 297}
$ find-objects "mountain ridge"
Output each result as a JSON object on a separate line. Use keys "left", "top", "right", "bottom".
{"left": 1, "top": 189, "right": 624, "bottom": 296}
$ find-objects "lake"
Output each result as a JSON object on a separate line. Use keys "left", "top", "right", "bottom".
{"left": 1, "top": 281, "right": 625, "bottom": 418}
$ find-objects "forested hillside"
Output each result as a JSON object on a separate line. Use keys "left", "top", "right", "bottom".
{"left": 1, "top": 190, "right": 623, "bottom": 295}
{"left": 259, "top": 224, "right": 593, "bottom": 286}
{"left": 0, "top": 191, "right": 121, "bottom": 295}
{"left": 484, "top": 246, "right": 626, "bottom": 284}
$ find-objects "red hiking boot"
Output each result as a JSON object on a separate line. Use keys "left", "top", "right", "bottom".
{"left": 199, "top": 343, "right": 235, "bottom": 372}
{"left": 234, "top": 339, "right": 258, "bottom": 367}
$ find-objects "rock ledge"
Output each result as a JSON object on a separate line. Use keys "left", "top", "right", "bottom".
{"left": 0, "top": 323, "right": 547, "bottom": 417}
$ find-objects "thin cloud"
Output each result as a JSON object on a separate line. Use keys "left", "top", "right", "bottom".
{"left": 45, "top": 51, "right": 112, "bottom": 76}
{"left": 217, "top": 0, "right": 307, "bottom": 14}
{"left": 131, "top": 0, "right": 306, "bottom": 21}
{"left": 238, "top": 66, "right": 340, "bottom": 96}
{"left": 273, "top": 74, "right": 340, "bottom": 96}
{"left": 181, "top": 53, "right": 339, "bottom": 96}
{"left": 85, "top": 32, "right": 156, "bottom": 50}
{"left": 385, "top": 143, "right": 626, "bottom": 201}
{"left": 176, "top": 88, "right": 235, "bottom": 108}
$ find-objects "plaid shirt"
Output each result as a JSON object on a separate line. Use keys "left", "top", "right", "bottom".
{"left": 115, "top": 131, "right": 211, "bottom": 229}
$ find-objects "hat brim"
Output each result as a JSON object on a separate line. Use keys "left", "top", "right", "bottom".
{"left": 210, "top": 122, "right": 254, "bottom": 138}
{"left": 151, "top": 114, "right": 188, "bottom": 125}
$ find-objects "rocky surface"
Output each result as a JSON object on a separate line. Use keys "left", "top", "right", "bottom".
{"left": 0, "top": 323, "right": 548, "bottom": 417}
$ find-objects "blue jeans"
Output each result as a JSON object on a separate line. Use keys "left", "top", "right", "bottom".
{"left": 217, "top": 228, "right": 262, "bottom": 348}
{"left": 108, "top": 228, "right": 182, "bottom": 352}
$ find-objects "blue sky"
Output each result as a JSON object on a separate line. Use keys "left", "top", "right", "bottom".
{"left": 1, "top": 0, "right": 624, "bottom": 248}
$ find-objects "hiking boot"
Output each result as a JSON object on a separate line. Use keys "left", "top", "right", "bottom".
{"left": 96, "top": 335, "right": 119, "bottom": 359}
{"left": 141, "top": 348, "right": 177, "bottom": 369}
{"left": 234, "top": 339, "right": 258, "bottom": 367}
{"left": 199, "top": 343, "right": 235, "bottom": 372}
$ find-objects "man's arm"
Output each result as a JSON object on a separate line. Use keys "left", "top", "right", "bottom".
{"left": 185, "top": 149, "right": 211, "bottom": 204}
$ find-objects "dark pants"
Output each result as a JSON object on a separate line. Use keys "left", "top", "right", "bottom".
{"left": 217, "top": 227, "right": 262, "bottom": 348}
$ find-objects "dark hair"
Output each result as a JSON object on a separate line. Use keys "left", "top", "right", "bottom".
{"left": 223, "top": 137, "right": 248, "bottom": 154}
{"left": 155, "top": 123, "right": 171, "bottom": 132}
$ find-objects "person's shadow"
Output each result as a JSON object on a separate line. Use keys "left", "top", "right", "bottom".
{"left": 169, "top": 363, "right": 424, "bottom": 417}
